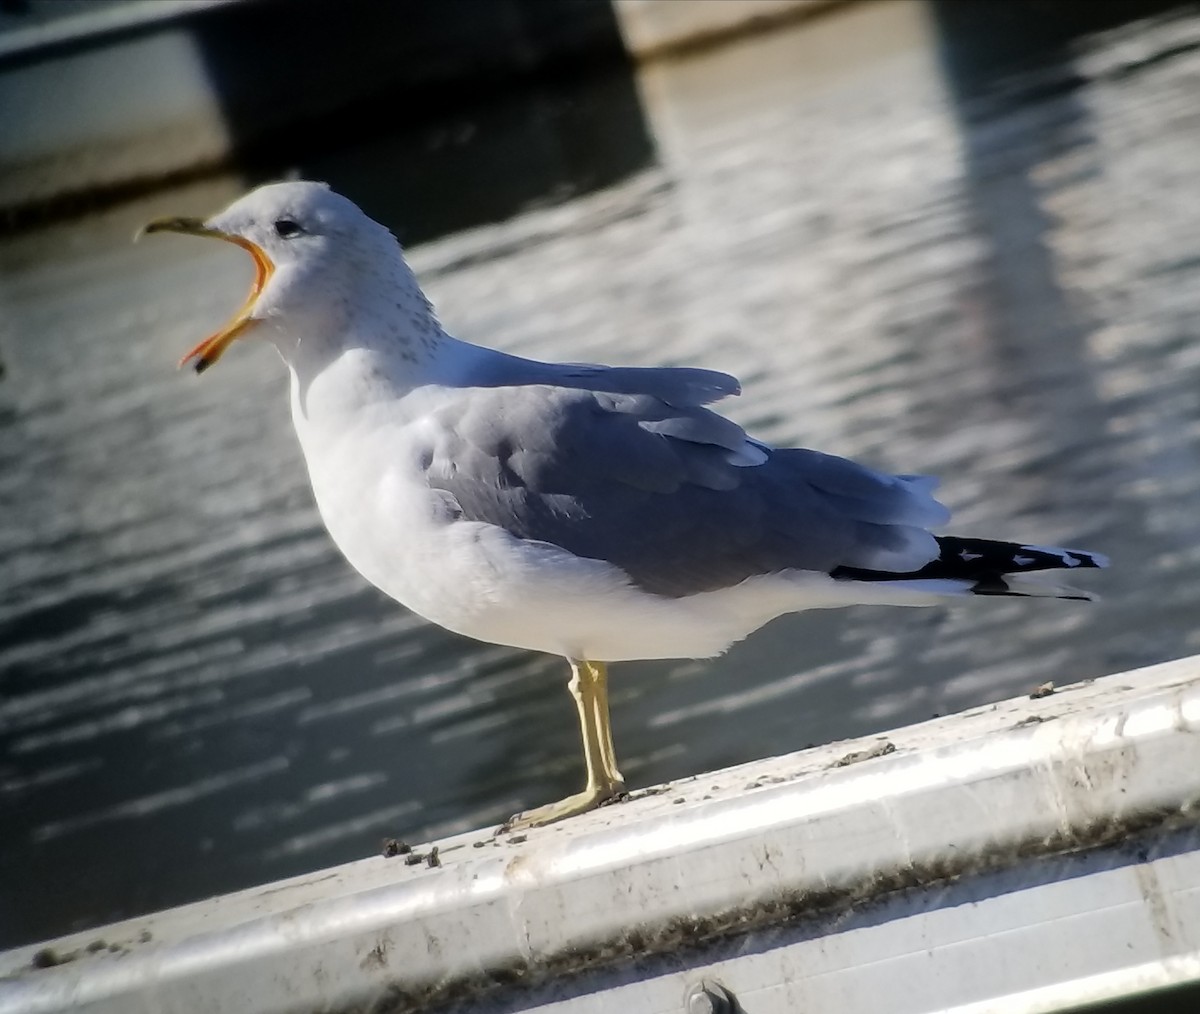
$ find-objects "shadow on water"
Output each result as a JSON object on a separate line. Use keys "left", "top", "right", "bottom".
{"left": 928, "top": 0, "right": 1131, "bottom": 528}
{"left": 930, "top": 0, "right": 1199, "bottom": 89}
{"left": 931, "top": 0, "right": 1200, "bottom": 647}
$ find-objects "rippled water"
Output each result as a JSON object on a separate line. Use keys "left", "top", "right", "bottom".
{"left": 4, "top": 1, "right": 1200, "bottom": 947}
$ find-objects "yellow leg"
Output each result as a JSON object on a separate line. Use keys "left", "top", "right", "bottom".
{"left": 588, "top": 659, "right": 623, "bottom": 790}
{"left": 504, "top": 660, "right": 626, "bottom": 831}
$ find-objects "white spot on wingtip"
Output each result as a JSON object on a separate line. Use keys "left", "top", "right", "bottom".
{"left": 1021, "top": 544, "right": 1080, "bottom": 567}
{"left": 1017, "top": 544, "right": 1108, "bottom": 568}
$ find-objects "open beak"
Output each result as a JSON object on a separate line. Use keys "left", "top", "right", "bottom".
{"left": 139, "top": 217, "right": 274, "bottom": 374}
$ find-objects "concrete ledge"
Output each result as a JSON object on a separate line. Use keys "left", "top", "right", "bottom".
{"left": 0, "top": 0, "right": 238, "bottom": 61}
{"left": 0, "top": 0, "right": 628, "bottom": 226}
{"left": 3, "top": 655, "right": 1200, "bottom": 1013}
{"left": 614, "top": 0, "right": 849, "bottom": 59}
{"left": 0, "top": 0, "right": 860, "bottom": 223}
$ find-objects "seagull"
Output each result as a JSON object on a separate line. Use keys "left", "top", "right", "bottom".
{"left": 142, "top": 181, "right": 1106, "bottom": 830}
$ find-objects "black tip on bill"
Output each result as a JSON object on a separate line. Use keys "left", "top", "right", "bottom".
{"left": 194, "top": 357, "right": 212, "bottom": 375}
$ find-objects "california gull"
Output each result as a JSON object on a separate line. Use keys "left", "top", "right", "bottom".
{"left": 143, "top": 181, "right": 1106, "bottom": 829}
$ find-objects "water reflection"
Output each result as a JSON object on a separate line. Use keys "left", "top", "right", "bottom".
{"left": 4, "top": 0, "right": 1200, "bottom": 947}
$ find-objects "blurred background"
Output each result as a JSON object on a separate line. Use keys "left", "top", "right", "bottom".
{"left": 2, "top": 0, "right": 1199, "bottom": 949}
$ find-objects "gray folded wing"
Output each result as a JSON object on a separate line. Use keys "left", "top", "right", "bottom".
{"left": 456, "top": 344, "right": 742, "bottom": 406}
{"left": 420, "top": 373, "right": 949, "bottom": 598}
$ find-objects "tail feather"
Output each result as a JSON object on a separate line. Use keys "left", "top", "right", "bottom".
{"left": 831, "top": 535, "right": 1107, "bottom": 601}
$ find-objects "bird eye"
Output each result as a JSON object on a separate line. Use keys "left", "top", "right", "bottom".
{"left": 274, "top": 219, "right": 303, "bottom": 239}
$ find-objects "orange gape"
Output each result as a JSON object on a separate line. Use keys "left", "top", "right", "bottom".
{"left": 139, "top": 215, "right": 275, "bottom": 373}
{"left": 178, "top": 234, "right": 275, "bottom": 373}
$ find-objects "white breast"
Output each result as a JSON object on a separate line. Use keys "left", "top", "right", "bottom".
{"left": 287, "top": 367, "right": 932, "bottom": 663}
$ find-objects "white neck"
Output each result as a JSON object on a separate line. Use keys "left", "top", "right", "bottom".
{"left": 258, "top": 230, "right": 451, "bottom": 408}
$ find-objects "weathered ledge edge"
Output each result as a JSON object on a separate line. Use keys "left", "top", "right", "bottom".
{"left": 3, "top": 655, "right": 1200, "bottom": 1014}
{"left": 615, "top": 0, "right": 849, "bottom": 61}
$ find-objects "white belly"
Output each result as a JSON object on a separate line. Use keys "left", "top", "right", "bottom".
{"left": 299, "top": 418, "right": 794, "bottom": 659}
{"left": 296, "top": 407, "right": 937, "bottom": 662}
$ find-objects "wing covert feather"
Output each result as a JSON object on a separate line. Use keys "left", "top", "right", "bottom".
{"left": 420, "top": 384, "right": 945, "bottom": 596}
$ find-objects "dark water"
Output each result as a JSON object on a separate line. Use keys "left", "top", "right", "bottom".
{"left": 4, "top": 0, "right": 1200, "bottom": 947}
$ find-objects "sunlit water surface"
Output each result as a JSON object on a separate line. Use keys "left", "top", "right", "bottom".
{"left": 3, "top": 1, "right": 1200, "bottom": 945}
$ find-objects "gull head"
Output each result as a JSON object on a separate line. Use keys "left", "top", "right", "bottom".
{"left": 141, "top": 181, "right": 425, "bottom": 374}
